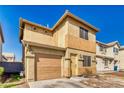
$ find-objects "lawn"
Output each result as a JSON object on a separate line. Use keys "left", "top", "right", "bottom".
{"left": 0, "top": 83, "right": 16, "bottom": 88}
{"left": 0, "top": 73, "right": 28, "bottom": 88}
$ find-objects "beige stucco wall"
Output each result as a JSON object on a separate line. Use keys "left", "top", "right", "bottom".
{"left": 96, "top": 43, "right": 105, "bottom": 56}
{"left": 65, "top": 17, "right": 96, "bottom": 53}
{"left": 96, "top": 58, "right": 104, "bottom": 72}
{"left": 53, "top": 19, "right": 68, "bottom": 48}
{"left": 96, "top": 57, "right": 115, "bottom": 72}
{"left": 23, "top": 24, "right": 55, "bottom": 46}
{"left": 96, "top": 43, "right": 119, "bottom": 59}
{"left": 63, "top": 48, "right": 96, "bottom": 77}
{"left": 96, "top": 43, "right": 120, "bottom": 72}
{"left": 119, "top": 49, "right": 124, "bottom": 70}
{"left": 68, "top": 17, "right": 96, "bottom": 41}
{"left": 106, "top": 45, "right": 119, "bottom": 60}
{"left": 23, "top": 17, "right": 97, "bottom": 53}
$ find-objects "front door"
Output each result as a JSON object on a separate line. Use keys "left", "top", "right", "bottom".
{"left": 70, "top": 54, "right": 77, "bottom": 76}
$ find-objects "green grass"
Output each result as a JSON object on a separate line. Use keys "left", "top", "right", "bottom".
{"left": 0, "top": 83, "right": 17, "bottom": 88}
{"left": 0, "top": 74, "right": 23, "bottom": 88}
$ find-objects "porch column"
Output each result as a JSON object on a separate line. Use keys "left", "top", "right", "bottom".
{"left": 77, "top": 59, "right": 83, "bottom": 76}
{"left": 92, "top": 56, "right": 97, "bottom": 74}
{"left": 26, "top": 51, "right": 35, "bottom": 82}
{"left": 64, "top": 58, "right": 71, "bottom": 77}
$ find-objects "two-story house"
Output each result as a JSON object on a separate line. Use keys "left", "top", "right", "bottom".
{"left": 0, "top": 24, "right": 4, "bottom": 62}
{"left": 2, "top": 53, "right": 15, "bottom": 62}
{"left": 19, "top": 10, "right": 99, "bottom": 81}
{"left": 96, "top": 41, "right": 120, "bottom": 72}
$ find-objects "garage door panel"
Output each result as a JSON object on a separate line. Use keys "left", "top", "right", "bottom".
{"left": 37, "top": 67, "right": 61, "bottom": 73}
{"left": 36, "top": 53, "right": 61, "bottom": 80}
{"left": 37, "top": 62, "right": 61, "bottom": 66}
{"left": 37, "top": 75, "right": 61, "bottom": 80}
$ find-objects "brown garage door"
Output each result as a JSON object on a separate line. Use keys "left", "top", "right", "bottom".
{"left": 36, "top": 53, "right": 61, "bottom": 80}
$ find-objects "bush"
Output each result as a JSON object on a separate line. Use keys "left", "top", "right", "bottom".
{"left": 0, "top": 67, "right": 4, "bottom": 76}
{"left": 11, "top": 74, "right": 21, "bottom": 81}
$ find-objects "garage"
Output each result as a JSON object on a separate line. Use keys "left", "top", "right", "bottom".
{"left": 35, "top": 53, "right": 62, "bottom": 80}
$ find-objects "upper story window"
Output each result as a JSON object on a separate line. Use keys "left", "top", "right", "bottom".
{"left": 100, "top": 46, "right": 104, "bottom": 51}
{"left": 113, "top": 47, "right": 119, "bottom": 54}
{"left": 99, "top": 46, "right": 107, "bottom": 53}
{"left": 27, "top": 26, "right": 36, "bottom": 31}
{"left": 83, "top": 55, "right": 91, "bottom": 67}
{"left": 80, "top": 27, "right": 88, "bottom": 40}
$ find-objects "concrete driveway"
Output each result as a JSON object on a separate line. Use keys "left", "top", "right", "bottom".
{"left": 28, "top": 74, "right": 124, "bottom": 88}
{"left": 29, "top": 78, "right": 88, "bottom": 88}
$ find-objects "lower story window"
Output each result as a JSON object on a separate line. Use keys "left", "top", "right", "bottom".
{"left": 83, "top": 55, "right": 91, "bottom": 67}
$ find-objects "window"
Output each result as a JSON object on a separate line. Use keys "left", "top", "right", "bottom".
{"left": 80, "top": 27, "right": 88, "bottom": 40}
{"left": 27, "top": 26, "right": 36, "bottom": 31}
{"left": 83, "top": 55, "right": 91, "bottom": 67}
{"left": 104, "top": 59, "right": 108, "bottom": 67}
{"left": 99, "top": 46, "right": 107, "bottom": 53}
{"left": 100, "top": 46, "right": 104, "bottom": 51}
{"left": 113, "top": 47, "right": 119, "bottom": 54}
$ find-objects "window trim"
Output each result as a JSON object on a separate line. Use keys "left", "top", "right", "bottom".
{"left": 83, "top": 55, "right": 91, "bottom": 67}
{"left": 113, "top": 47, "right": 119, "bottom": 54}
{"left": 80, "top": 27, "right": 89, "bottom": 40}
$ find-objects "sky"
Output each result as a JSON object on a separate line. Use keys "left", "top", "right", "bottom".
{"left": 0, "top": 5, "right": 124, "bottom": 61}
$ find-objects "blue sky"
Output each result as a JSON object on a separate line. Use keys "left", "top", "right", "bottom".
{"left": 0, "top": 5, "right": 124, "bottom": 61}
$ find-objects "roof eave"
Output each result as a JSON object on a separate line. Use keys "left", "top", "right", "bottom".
{"left": 19, "top": 18, "right": 23, "bottom": 42}
{"left": 52, "top": 12, "right": 99, "bottom": 32}
{"left": 22, "top": 40, "right": 66, "bottom": 51}
{"left": 0, "top": 24, "right": 4, "bottom": 43}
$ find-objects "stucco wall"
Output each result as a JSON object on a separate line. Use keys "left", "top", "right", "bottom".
{"left": 96, "top": 43, "right": 119, "bottom": 60}
{"left": 68, "top": 17, "right": 96, "bottom": 41}
{"left": 23, "top": 24, "right": 55, "bottom": 46}
{"left": 53, "top": 19, "right": 68, "bottom": 48}
{"left": 65, "top": 17, "right": 96, "bottom": 53}
{"left": 96, "top": 43, "right": 121, "bottom": 72}
{"left": 119, "top": 49, "right": 124, "bottom": 70}
{"left": 96, "top": 57, "right": 114, "bottom": 72}
{"left": 96, "top": 43, "right": 105, "bottom": 56}
{"left": 106, "top": 45, "right": 119, "bottom": 59}
{"left": 64, "top": 48, "right": 96, "bottom": 76}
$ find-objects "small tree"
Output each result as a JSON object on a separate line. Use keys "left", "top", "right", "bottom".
{"left": 0, "top": 67, "right": 4, "bottom": 83}
{"left": 0, "top": 67, "right": 4, "bottom": 76}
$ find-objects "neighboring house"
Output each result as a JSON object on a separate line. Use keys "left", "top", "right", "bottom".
{"left": 0, "top": 24, "right": 4, "bottom": 62}
{"left": 2, "top": 53, "right": 15, "bottom": 62}
{"left": 119, "top": 46, "right": 124, "bottom": 71}
{"left": 2, "top": 55, "right": 7, "bottom": 61}
{"left": 96, "top": 41, "right": 120, "bottom": 72}
{"left": 19, "top": 10, "right": 99, "bottom": 81}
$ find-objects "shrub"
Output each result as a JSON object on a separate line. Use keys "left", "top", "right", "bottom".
{"left": 11, "top": 74, "right": 21, "bottom": 81}
{"left": 0, "top": 67, "right": 4, "bottom": 76}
